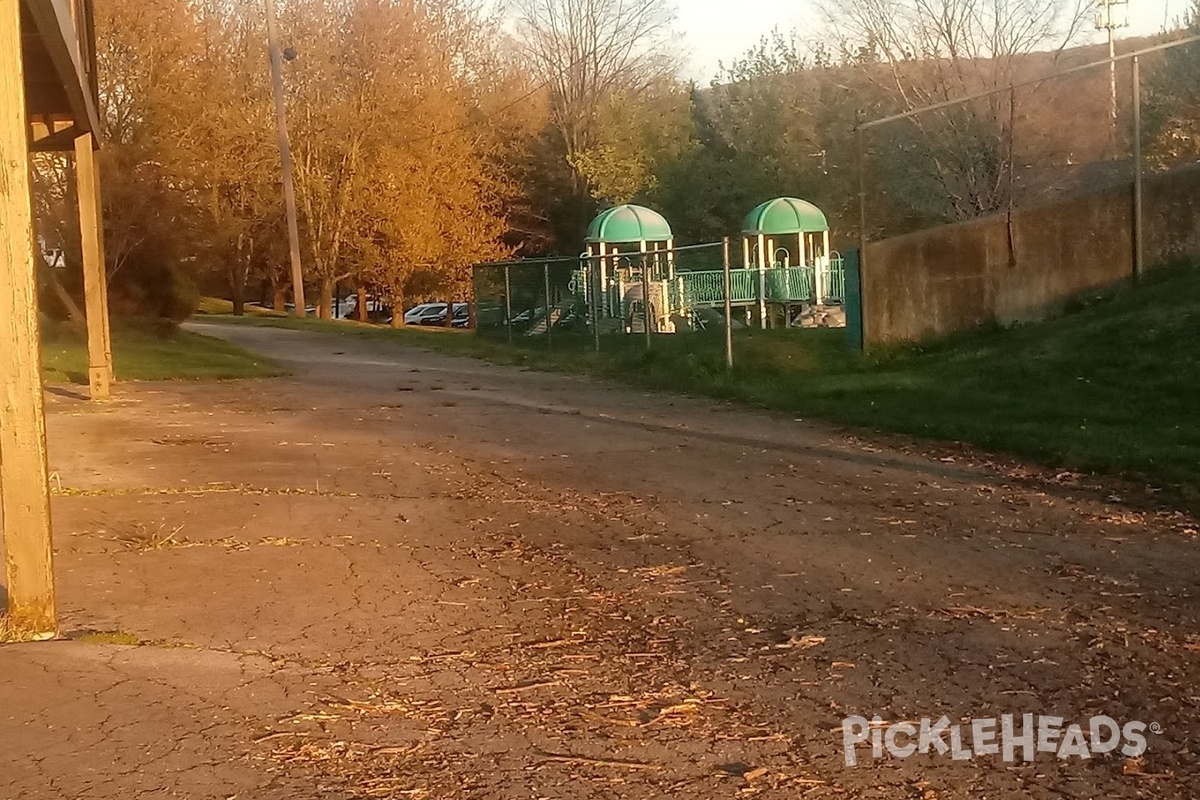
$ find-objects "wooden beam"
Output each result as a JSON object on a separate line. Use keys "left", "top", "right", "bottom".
{"left": 30, "top": 118, "right": 79, "bottom": 152}
{"left": 1, "top": 0, "right": 57, "bottom": 636}
{"left": 21, "top": 0, "right": 99, "bottom": 136}
{"left": 75, "top": 131, "right": 111, "bottom": 399}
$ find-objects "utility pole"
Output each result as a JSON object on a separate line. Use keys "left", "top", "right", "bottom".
{"left": 1094, "top": 0, "right": 1130, "bottom": 125}
{"left": 265, "top": 0, "right": 306, "bottom": 318}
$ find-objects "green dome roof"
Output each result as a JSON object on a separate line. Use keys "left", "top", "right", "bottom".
{"left": 743, "top": 197, "right": 829, "bottom": 235}
{"left": 586, "top": 205, "right": 673, "bottom": 244}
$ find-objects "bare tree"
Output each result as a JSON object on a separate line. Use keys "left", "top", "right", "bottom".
{"left": 826, "top": 0, "right": 1089, "bottom": 100}
{"left": 514, "top": 0, "right": 678, "bottom": 208}
{"left": 825, "top": 0, "right": 1091, "bottom": 221}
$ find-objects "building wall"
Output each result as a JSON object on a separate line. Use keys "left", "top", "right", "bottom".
{"left": 862, "top": 163, "right": 1200, "bottom": 344}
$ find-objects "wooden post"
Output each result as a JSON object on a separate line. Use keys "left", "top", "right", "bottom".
{"left": 75, "top": 132, "right": 112, "bottom": 400}
{"left": 1, "top": 0, "right": 57, "bottom": 636}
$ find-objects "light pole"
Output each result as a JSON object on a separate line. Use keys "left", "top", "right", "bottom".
{"left": 265, "top": 0, "right": 306, "bottom": 318}
{"left": 1094, "top": 0, "right": 1130, "bottom": 126}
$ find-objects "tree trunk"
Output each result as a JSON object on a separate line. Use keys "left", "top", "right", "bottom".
{"left": 230, "top": 234, "right": 247, "bottom": 316}
{"left": 318, "top": 277, "right": 334, "bottom": 320}
{"left": 444, "top": 298, "right": 454, "bottom": 329}
{"left": 390, "top": 297, "right": 405, "bottom": 329}
{"left": 40, "top": 263, "right": 84, "bottom": 326}
{"left": 229, "top": 267, "right": 246, "bottom": 317}
{"left": 356, "top": 287, "right": 368, "bottom": 323}
{"left": 269, "top": 265, "right": 288, "bottom": 312}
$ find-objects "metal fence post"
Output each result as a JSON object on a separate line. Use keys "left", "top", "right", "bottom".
{"left": 1132, "top": 54, "right": 1144, "bottom": 282}
{"left": 641, "top": 252, "right": 652, "bottom": 350}
{"left": 543, "top": 262, "right": 553, "bottom": 346}
{"left": 722, "top": 237, "right": 734, "bottom": 370}
{"left": 590, "top": 255, "right": 601, "bottom": 353}
{"left": 503, "top": 264, "right": 513, "bottom": 344}
{"left": 855, "top": 116, "right": 869, "bottom": 345}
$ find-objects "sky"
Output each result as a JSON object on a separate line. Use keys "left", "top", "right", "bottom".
{"left": 674, "top": 0, "right": 1189, "bottom": 80}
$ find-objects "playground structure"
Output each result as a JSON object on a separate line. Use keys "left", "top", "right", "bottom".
{"left": 583, "top": 204, "right": 678, "bottom": 334}
{"left": 472, "top": 199, "right": 846, "bottom": 339}
{"left": 740, "top": 198, "right": 842, "bottom": 328}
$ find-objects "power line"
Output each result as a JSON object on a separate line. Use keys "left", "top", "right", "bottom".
{"left": 859, "top": 31, "right": 1200, "bottom": 130}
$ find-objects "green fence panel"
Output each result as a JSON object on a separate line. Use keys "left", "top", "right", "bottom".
{"left": 678, "top": 269, "right": 763, "bottom": 308}
{"left": 843, "top": 249, "right": 863, "bottom": 351}
{"left": 765, "top": 266, "right": 815, "bottom": 302}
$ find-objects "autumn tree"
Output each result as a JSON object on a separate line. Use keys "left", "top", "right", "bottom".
{"left": 278, "top": 0, "right": 517, "bottom": 319}
{"left": 92, "top": 0, "right": 213, "bottom": 319}
{"left": 184, "top": 0, "right": 283, "bottom": 315}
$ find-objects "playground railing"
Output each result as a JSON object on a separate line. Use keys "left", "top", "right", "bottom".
{"left": 764, "top": 266, "right": 816, "bottom": 302}
{"left": 469, "top": 241, "right": 849, "bottom": 353}
{"left": 677, "top": 268, "right": 759, "bottom": 307}
{"left": 824, "top": 253, "right": 846, "bottom": 303}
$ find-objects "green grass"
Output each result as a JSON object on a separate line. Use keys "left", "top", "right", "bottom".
{"left": 195, "top": 296, "right": 286, "bottom": 317}
{"left": 201, "top": 263, "right": 1200, "bottom": 499}
{"left": 42, "top": 325, "right": 284, "bottom": 383}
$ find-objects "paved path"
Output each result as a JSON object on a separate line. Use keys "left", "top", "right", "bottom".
{"left": 2, "top": 322, "right": 1197, "bottom": 799}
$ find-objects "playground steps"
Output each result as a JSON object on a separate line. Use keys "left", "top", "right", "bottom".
{"left": 526, "top": 305, "right": 567, "bottom": 336}
{"left": 796, "top": 304, "right": 847, "bottom": 329}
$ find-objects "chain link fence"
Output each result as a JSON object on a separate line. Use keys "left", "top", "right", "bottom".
{"left": 472, "top": 240, "right": 853, "bottom": 358}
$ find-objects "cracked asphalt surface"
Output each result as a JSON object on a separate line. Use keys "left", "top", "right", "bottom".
{"left": 2, "top": 321, "right": 1197, "bottom": 799}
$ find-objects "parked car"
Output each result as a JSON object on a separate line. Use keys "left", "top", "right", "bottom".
{"left": 403, "top": 303, "right": 442, "bottom": 325}
{"left": 416, "top": 303, "right": 468, "bottom": 326}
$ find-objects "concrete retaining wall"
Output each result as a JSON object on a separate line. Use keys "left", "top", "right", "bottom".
{"left": 862, "top": 163, "right": 1200, "bottom": 344}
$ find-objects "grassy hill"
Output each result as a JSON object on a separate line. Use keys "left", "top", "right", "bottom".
{"left": 548, "top": 263, "right": 1200, "bottom": 498}
{"left": 42, "top": 323, "right": 282, "bottom": 383}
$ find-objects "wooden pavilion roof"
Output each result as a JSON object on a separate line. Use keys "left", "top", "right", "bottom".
{"left": 22, "top": 0, "right": 99, "bottom": 152}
